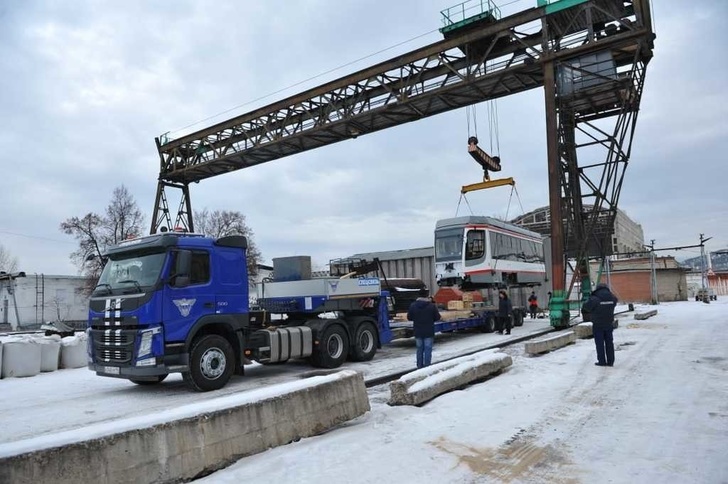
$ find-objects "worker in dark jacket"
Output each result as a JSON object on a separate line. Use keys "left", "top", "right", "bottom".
{"left": 407, "top": 289, "right": 441, "bottom": 368}
{"left": 497, "top": 290, "right": 513, "bottom": 335}
{"left": 582, "top": 282, "right": 618, "bottom": 367}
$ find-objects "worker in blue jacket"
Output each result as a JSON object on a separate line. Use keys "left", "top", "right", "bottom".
{"left": 407, "top": 289, "right": 441, "bottom": 368}
{"left": 582, "top": 282, "right": 618, "bottom": 367}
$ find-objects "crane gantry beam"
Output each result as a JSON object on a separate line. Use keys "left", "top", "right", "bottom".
{"left": 152, "top": 0, "right": 653, "bottom": 234}
{"left": 150, "top": 0, "right": 655, "bottom": 331}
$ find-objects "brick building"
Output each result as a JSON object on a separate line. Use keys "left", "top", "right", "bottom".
{"left": 591, "top": 256, "right": 688, "bottom": 303}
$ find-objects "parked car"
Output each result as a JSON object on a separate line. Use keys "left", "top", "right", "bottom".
{"left": 695, "top": 288, "right": 717, "bottom": 302}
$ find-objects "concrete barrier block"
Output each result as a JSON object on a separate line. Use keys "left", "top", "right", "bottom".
{"left": 634, "top": 309, "right": 658, "bottom": 320}
{"left": 574, "top": 323, "right": 593, "bottom": 339}
{"left": 389, "top": 350, "right": 512, "bottom": 406}
{"left": 525, "top": 331, "right": 577, "bottom": 355}
{"left": 0, "top": 370, "right": 370, "bottom": 484}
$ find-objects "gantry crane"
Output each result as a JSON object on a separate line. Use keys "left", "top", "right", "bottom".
{"left": 150, "top": 0, "right": 655, "bottom": 327}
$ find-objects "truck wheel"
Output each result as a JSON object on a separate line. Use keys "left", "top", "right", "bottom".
{"left": 183, "top": 334, "right": 234, "bottom": 392}
{"left": 480, "top": 316, "right": 496, "bottom": 333}
{"left": 130, "top": 375, "right": 168, "bottom": 385}
{"left": 310, "top": 325, "right": 349, "bottom": 368}
{"left": 513, "top": 311, "right": 524, "bottom": 327}
{"left": 351, "top": 322, "right": 378, "bottom": 362}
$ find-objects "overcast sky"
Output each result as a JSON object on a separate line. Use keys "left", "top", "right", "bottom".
{"left": 1, "top": 0, "right": 726, "bottom": 275}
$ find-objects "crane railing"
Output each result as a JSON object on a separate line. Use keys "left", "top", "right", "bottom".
{"left": 440, "top": 0, "right": 502, "bottom": 34}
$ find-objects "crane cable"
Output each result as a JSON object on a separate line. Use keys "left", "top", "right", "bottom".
{"left": 504, "top": 183, "right": 526, "bottom": 221}
{"left": 455, "top": 192, "right": 475, "bottom": 217}
{"left": 487, "top": 99, "right": 501, "bottom": 157}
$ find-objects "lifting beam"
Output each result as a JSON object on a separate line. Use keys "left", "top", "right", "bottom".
{"left": 461, "top": 177, "right": 515, "bottom": 194}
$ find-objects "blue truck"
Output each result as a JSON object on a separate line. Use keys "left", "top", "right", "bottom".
{"left": 87, "top": 231, "right": 394, "bottom": 391}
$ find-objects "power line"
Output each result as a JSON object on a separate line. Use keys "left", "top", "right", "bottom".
{"left": 0, "top": 229, "right": 76, "bottom": 245}
{"left": 169, "top": 0, "right": 531, "bottom": 137}
{"left": 169, "top": 29, "right": 440, "bottom": 136}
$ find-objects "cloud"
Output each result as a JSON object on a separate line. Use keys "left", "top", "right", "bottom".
{"left": 1, "top": 0, "right": 726, "bottom": 277}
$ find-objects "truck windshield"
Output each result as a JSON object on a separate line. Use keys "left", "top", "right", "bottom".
{"left": 435, "top": 228, "right": 463, "bottom": 261}
{"left": 95, "top": 252, "right": 167, "bottom": 294}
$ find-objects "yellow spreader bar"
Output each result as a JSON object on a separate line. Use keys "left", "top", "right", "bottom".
{"left": 461, "top": 177, "right": 515, "bottom": 194}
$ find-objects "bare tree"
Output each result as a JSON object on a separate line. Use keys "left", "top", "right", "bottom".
{"left": 195, "top": 209, "right": 262, "bottom": 279}
{"left": 60, "top": 185, "right": 145, "bottom": 293}
{"left": 60, "top": 213, "right": 105, "bottom": 280}
{"left": 103, "top": 185, "right": 144, "bottom": 246}
{"left": 0, "top": 243, "right": 18, "bottom": 272}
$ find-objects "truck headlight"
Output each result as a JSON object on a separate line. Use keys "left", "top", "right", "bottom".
{"left": 137, "top": 326, "right": 162, "bottom": 358}
{"left": 138, "top": 331, "right": 153, "bottom": 358}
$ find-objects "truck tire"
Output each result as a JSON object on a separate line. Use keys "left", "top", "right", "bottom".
{"left": 513, "top": 311, "right": 524, "bottom": 327}
{"left": 310, "top": 325, "right": 349, "bottom": 368}
{"left": 350, "top": 322, "right": 378, "bottom": 362}
{"left": 183, "top": 334, "right": 234, "bottom": 392}
{"left": 480, "top": 316, "right": 496, "bottom": 333}
{"left": 130, "top": 375, "right": 168, "bottom": 385}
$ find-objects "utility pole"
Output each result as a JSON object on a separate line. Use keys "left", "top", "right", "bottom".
{"left": 648, "top": 239, "right": 658, "bottom": 305}
{"left": 700, "top": 234, "right": 712, "bottom": 292}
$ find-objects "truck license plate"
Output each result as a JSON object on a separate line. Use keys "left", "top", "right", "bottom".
{"left": 103, "top": 366, "right": 120, "bottom": 375}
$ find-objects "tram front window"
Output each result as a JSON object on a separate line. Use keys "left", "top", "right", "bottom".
{"left": 435, "top": 229, "right": 463, "bottom": 261}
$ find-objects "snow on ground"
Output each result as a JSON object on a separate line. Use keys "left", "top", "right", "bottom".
{"left": 199, "top": 300, "right": 728, "bottom": 484}
{"left": 3, "top": 302, "right": 724, "bottom": 483}
{"left": 0, "top": 319, "right": 553, "bottom": 445}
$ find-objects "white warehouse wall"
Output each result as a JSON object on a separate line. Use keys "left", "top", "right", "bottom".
{"left": 0, "top": 275, "right": 90, "bottom": 329}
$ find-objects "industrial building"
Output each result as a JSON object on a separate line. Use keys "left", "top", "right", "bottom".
{"left": 511, "top": 205, "right": 645, "bottom": 256}
{"left": 591, "top": 256, "right": 688, "bottom": 303}
{"left": 0, "top": 273, "right": 90, "bottom": 331}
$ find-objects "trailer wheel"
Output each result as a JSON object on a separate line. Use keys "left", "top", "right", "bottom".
{"left": 183, "top": 334, "right": 234, "bottom": 392}
{"left": 129, "top": 375, "right": 168, "bottom": 385}
{"left": 513, "top": 311, "right": 524, "bottom": 327}
{"left": 310, "top": 325, "right": 349, "bottom": 368}
{"left": 480, "top": 316, "right": 496, "bottom": 333}
{"left": 350, "top": 322, "right": 378, "bottom": 362}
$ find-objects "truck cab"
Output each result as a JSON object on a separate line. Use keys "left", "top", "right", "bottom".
{"left": 87, "top": 232, "right": 250, "bottom": 391}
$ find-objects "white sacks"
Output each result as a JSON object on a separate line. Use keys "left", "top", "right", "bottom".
{"left": 1, "top": 337, "right": 42, "bottom": 378}
{"left": 36, "top": 335, "right": 62, "bottom": 372}
{"left": 60, "top": 332, "right": 88, "bottom": 369}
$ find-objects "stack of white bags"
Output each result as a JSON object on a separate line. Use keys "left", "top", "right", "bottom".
{"left": 0, "top": 332, "right": 88, "bottom": 379}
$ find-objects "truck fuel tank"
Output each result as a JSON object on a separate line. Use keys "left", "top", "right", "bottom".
{"left": 252, "top": 326, "right": 313, "bottom": 363}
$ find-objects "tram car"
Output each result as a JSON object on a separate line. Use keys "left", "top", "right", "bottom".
{"left": 434, "top": 215, "right": 546, "bottom": 289}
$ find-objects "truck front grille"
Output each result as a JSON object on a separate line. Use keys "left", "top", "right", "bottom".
{"left": 90, "top": 328, "right": 135, "bottom": 364}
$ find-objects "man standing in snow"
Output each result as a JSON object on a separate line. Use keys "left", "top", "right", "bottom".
{"left": 582, "top": 282, "right": 618, "bottom": 367}
{"left": 497, "top": 290, "right": 513, "bottom": 335}
{"left": 407, "top": 289, "right": 441, "bottom": 369}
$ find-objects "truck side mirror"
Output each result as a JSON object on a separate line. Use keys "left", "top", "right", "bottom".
{"left": 170, "top": 250, "right": 192, "bottom": 287}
